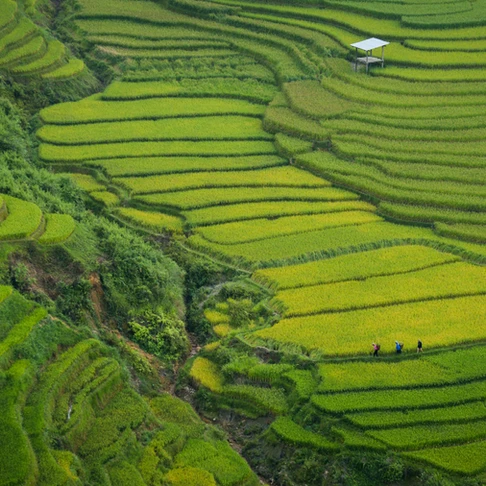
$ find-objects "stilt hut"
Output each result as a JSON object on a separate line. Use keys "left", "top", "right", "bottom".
{"left": 351, "top": 38, "right": 389, "bottom": 74}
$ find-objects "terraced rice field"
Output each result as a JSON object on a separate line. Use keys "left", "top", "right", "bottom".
{"left": 36, "top": 0, "right": 486, "bottom": 479}
{"left": 0, "top": 194, "right": 75, "bottom": 244}
{"left": 0, "top": 287, "right": 258, "bottom": 485}
{"left": 0, "top": 0, "right": 85, "bottom": 79}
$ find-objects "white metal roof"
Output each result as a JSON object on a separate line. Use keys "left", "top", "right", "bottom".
{"left": 350, "top": 37, "right": 389, "bottom": 51}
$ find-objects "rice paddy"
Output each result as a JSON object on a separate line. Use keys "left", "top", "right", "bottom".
{"left": 33, "top": 0, "right": 486, "bottom": 478}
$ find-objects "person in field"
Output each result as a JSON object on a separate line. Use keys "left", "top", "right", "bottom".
{"left": 395, "top": 341, "right": 403, "bottom": 354}
{"left": 372, "top": 343, "right": 380, "bottom": 357}
{"left": 417, "top": 340, "right": 423, "bottom": 353}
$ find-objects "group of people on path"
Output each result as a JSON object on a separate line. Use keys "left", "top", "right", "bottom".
{"left": 371, "top": 340, "right": 422, "bottom": 357}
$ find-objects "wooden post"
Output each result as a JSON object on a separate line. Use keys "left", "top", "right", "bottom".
{"left": 381, "top": 45, "right": 385, "bottom": 67}
{"left": 355, "top": 47, "right": 358, "bottom": 72}
{"left": 366, "top": 49, "right": 369, "bottom": 74}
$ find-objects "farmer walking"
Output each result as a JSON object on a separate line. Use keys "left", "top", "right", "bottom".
{"left": 372, "top": 343, "right": 380, "bottom": 357}
{"left": 395, "top": 341, "right": 403, "bottom": 354}
{"left": 417, "top": 339, "right": 423, "bottom": 353}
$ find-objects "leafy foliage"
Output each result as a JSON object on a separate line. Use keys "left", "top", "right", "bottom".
{"left": 128, "top": 310, "right": 189, "bottom": 362}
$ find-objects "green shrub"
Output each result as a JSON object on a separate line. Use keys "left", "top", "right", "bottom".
{"left": 165, "top": 467, "right": 217, "bottom": 486}
{"left": 106, "top": 461, "right": 145, "bottom": 486}
{"left": 128, "top": 310, "right": 189, "bottom": 362}
{"left": 91, "top": 217, "right": 183, "bottom": 319}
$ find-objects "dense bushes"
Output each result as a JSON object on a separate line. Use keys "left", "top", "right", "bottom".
{"left": 92, "top": 216, "right": 183, "bottom": 318}
{"left": 128, "top": 310, "right": 189, "bottom": 362}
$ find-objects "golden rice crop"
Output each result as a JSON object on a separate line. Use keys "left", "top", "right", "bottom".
{"left": 185, "top": 200, "right": 374, "bottom": 226}
{"left": 197, "top": 211, "right": 381, "bottom": 245}
{"left": 114, "top": 208, "right": 183, "bottom": 232}
{"left": 138, "top": 186, "right": 356, "bottom": 210}
{"left": 190, "top": 357, "right": 224, "bottom": 393}
{"left": 254, "top": 294, "right": 486, "bottom": 355}
{"left": 115, "top": 166, "right": 330, "bottom": 195}
{"left": 253, "top": 245, "right": 459, "bottom": 289}
{"left": 275, "top": 262, "right": 486, "bottom": 317}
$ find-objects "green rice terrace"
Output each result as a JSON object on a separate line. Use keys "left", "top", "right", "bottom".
{"left": 1, "top": 0, "right": 486, "bottom": 483}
